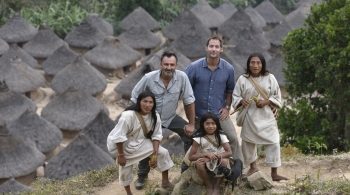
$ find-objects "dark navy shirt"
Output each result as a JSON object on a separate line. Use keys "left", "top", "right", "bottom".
{"left": 185, "top": 57, "right": 235, "bottom": 121}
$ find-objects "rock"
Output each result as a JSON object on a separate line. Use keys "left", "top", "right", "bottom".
{"left": 248, "top": 171, "right": 274, "bottom": 190}
{"left": 155, "top": 187, "right": 172, "bottom": 195}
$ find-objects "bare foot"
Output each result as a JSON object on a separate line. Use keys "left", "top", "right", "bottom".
{"left": 245, "top": 167, "right": 258, "bottom": 176}
{"left": 272, "top": 174, "right": 289, "bottom": 181}
{"left": 161, "top": 181, "right": 175, "bottom": 189}
{"left": 212, "top": 187, "right": 220, "bottom": 195}
{"left": 206, "top": 186, "right": 214, "bottom": 195}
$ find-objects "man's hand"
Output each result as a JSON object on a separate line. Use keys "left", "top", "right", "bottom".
{"left": 256, "top": 100, "right": 270, "bottom": 108}
{"left": 118, "top": 155, "right": 126, "bottom": 166}
{"left": 218, "top": 107, "right": 229, "bottom": 120}
{"left": 184, "top": 124, "right": 195, "bottom": 137}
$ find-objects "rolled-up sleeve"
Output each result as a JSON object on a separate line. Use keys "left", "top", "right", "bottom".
{"left": 232, "top": 76, "right": 244, "bottom": 109}
{"left": 108, "top": 112, "right": 132, "bottom": 143}
{"left": 151, "top": 113, "right": 163, "bottom": 141}
{"left": 180, "top": 71, "right": 195, "bottom": 105}
{"left": 268, "top": 74, "right": 282, "bottom": 109}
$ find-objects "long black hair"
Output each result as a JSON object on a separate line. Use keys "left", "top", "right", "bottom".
{"left": 194, "top": 112, "right": 224, "bottom": 148}
{"left": 245, "top": 52, "right": 268, "bottom": 76}
{"left": 125, "top": 90, "right": 157, "bottom": 130}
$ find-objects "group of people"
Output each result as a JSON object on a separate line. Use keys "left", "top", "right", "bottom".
{"left": 107, "top": 35, "right": 288, "bottom": 195}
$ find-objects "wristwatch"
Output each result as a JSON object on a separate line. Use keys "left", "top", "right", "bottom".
{"left": 225, "top": 105, "right": 231, "bottom": 110}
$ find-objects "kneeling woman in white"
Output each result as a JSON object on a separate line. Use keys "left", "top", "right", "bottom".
{"left": 107, "top": 90, "right": 174, "bottom": 195}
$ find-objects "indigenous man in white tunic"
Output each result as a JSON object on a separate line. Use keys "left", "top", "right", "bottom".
{"left": 232, "top": 53, "right": 288, "bottom": 181}
{"left": 107, "top": 91, "right": 174, "bottom": 195}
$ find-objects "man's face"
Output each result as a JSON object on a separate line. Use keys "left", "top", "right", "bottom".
{"left": 205, "top": 39, "right": 222, "bottom": 59}
{"left": 160, "top": 56, "right": 177, "bottom": 78}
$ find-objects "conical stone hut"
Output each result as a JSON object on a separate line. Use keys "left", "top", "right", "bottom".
{"left": 7, "top": 109, "right": 63, "bottom": 161}
{"left": 41, "top": 86, "right": 107, "bottom": 139}
{"left": 218, "top": 8, "right": 254, "bottom": 44}
{"left": 191, "top": 0, "right": 226, "bottom": 33}
{"left": 265, "top": 20, "right": 293, "bottom": 54}
{"left": 267, "top": 52, "right": 287, "bottom": 90}
{"left": 220, "top": 52, "right": 246, "bottom": 80}
{"left": 84, "top": 36, "right": 141, "bottom": 78}
{"left": 245, "top": 6, "right": 267, "bottom": 30}
{"left": 255, "top": 0, "right": 284, "bottom": 31}
{"left": 0, "top": 13, "right": 38, "bottom": 45}
{"left": 0, "top": 80, "right": 37, "bottom": 126}
{"left": 227, "top": 26, "right": 270, "bottom": 52}
{"left": 42, "top": 44, "right": 77, "bottom": 82}
{"left": 85, "top": 13, "right": 113, "bottom": 36}
{"left": 162, "top": 10, "right": 211, "bottom": 42}
{"left": 45, "top": 133, "right": 114, "bottom": 180}
{"left": 0, "top": 43, "right": 38, "bottom": 68}
{"left": 114, "top": 46, "right": 191, "bottom": 99}
{"left": 117, "top": 23, "right": 161, "bottom": 57}
{"left": 119, "top": 6, "right": 159, "bottom": 32}
{"left": 294, "top": 0, "right": 322, "bottom": 9}
{"left": 215, "top": 1, "right": 237, "bottom": 19}
{"left": 286, "top": 3, "right": 310, "bottom": 29}
{"left": 50, "top": 55, "right": 107, "bottom": 98}
{"left": 82, "top": 110, "right": 115, "bottom": 155}
{"left": 0, "top": 178, "right": 31, "bottom": 195}
{"left": 0, "top": 56, "right": 45, "bottom": 99}
{"left": 22, "top": 26, "right": 67, "bottom": 65}
{"left": 171, "top": 25, "right": 207, "bottom": 61}
{"left": 64, "top": 19, "right": 106, "bottom": 54}
{"left": 0, "top": 126, "right": 45, "bottom": 186}
{"left": 0, "top": 38, "right": 9, "bottom": 56}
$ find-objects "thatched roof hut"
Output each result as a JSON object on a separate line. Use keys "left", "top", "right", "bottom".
{"left": 45, "top": 133, "right": 114, "bottom": 180}
{"left": 64, "top": 19, "right": 106, "bottom": 50}
{"left": 171, "top": 25, "right": 207, "bottom": 61}
{"left": 218, "top": 9, "right": 254, "bottom": 40}
{"left": 22, "top": 26, "right": 67, "bottom": 59}
{"left": 227, "top": 26, "right": 270, "bottom": 51}
{"left": 0, "top": 178, "right": 31, "bottom": 195}
{"left": 267, "top": 52, "right": 286, "bottom": 87}
{"left": 82, "top": 110, "right": 115, "bottom": 154}
{"left": 119, "top": 7, "right": 159, "bottom": 32}
{"left": 0, "top": 44, "right": 38, "bottom": 68}
{"left": 220, "top": 52, "right": 245, "bottom": 79}
{"left": 7, "top": 109, "right": 63, "bottom": 154}
{"left": 294, "top": 0, "right": 322, "bottom": 9}
{"left": 215, "top": 1, "right": 237, "bottom": 19}
{"left": 41, "top": 86, "right": 107, "bottom": 132}
{"left": 114, "top": 46, "right": 191, "bottom": 99}
{"left": 86, "top": 13, "right": 113, "bottom": 36}
{"left": 191, "top": 0, "right": 226, "bottom": 30}
{"left": 265, "top": 19, "right": 293, "bottom": 50}
{"left": 42, "top": 44, "right": 77, "bottom": 76}
{"left": 0, "top": 13, "right": 38, "bottom": 43}
{"left": 0, "top": 38, "right": 9, "bottom": 56}
{"left": 245, "top": 6, "right": 266, "bottom": 29}
{"left": 0, "top": 81, "right": 37, "bottom": 126}
{"left": 162, "top": 10, "right": 211, "bottom": 41}
{"left": 0, "top": 126, "right": 45, "bottom": 185}
{"left": 117, "top": 23, "right": 161, "bottom": 55}
{"left": 51, "top": 55, "right": 107, "bottom": 96}
{"left": 255, "top": 0, "right": 284, "bottom": 29}
{"left": 0, "top": 56, "right": 45, "bottom": 94}
{"left": 286, "top": 3, "right": 310, "bottom": 29}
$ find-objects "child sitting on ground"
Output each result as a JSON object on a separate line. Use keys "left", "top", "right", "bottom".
{"left": 188, "top": 112, "right": 232, "bottom": 195}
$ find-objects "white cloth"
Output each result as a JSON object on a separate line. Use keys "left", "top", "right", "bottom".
{"left": 193, "top": 134, "right": 229, "bottom": 172}
{"left": 242, "top": 140, "right": 281, "bottom": 167}
{"left": 232, "top": 74, "right": 282, "bottom": 144}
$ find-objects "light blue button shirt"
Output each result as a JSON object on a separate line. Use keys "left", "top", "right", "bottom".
{"left": 131, "top": 70, "right": 195, "bottom": 128}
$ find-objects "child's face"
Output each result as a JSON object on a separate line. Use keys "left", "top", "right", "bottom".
{"left": 203, "top": 118, "right": 216, "bottom": 135}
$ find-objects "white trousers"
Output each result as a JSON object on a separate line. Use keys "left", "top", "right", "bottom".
{"left": 242, "top": 140, "right": 281, "bottom": 167}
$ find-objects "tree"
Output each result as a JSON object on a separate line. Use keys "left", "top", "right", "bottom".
{"left": 114, "top": 0, "right": 162, "bottom": 21}
{"left": 279, "top": 0, "right": 350, "bottom": 153}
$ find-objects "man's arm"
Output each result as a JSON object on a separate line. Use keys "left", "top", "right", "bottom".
{"left": 131, "top": 75, "right": 149, "bottom": 103}
{"left": 184, "top": 102, "right": 195, "bottom": 136}
{"left": 219, "top": 92, "right": 232, "bottom": 120}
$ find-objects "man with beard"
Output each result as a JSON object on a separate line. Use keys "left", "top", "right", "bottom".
{"left": 131, "top": 51, "right": 195, "bottom": 190}
{"left": 185, "top": 36, "right": 244, "bottom": 166}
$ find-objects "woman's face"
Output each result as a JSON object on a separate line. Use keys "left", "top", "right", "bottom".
{"left": 249, "top": 56, "right": 262, "bottom": 77}
{"left": 139, "top": 96, "right": 154, "bottom": 115}
{"left": 203, "top": 118, "right": 216, "bottom": 135}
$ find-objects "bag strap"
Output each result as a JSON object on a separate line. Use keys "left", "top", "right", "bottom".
{"left": 197, "top": 138, "right": 212, "bottom": 153}
{"left": 203, "top": 135, "right": 220, "bottom": 148}
{"left": 134, "top": 111, "right": 149, "bottom": 138}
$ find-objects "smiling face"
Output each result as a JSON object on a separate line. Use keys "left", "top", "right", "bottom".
{"left": 203, "top": 118, "right": 217, "bottom": 135}
{"left": 160, "top": 55, "right": 177, "bottom": 78}
{"left": 249, "top": 56, "right": 262, "bottom": 77}
{"left": 206, "top": 39, "right": 222, "bottom": 59}
{"left": 139, "top": 96, "right": 154, "bottom": 115}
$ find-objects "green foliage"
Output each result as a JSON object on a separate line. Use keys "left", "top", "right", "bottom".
{"left": 113, "top": 0, "right": 162, "bottom": 21}
{"left": 280, "top": 0, "right": 350, "bottom": 153}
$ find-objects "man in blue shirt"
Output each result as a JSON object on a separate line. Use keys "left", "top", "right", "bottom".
{"left": 185, "top": 35, "right": 243, "bottom": 164}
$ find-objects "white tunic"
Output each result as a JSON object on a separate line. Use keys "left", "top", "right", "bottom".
{"left": 107, "top": 110, "right": 164, "bottom": 167}
{"left": 232, "top": 74, "right": 281, "bottom": 144}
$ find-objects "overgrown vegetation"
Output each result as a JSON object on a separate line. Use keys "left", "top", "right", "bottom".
{"left": 279, "top": 0, "right": 350, "bottom": 154}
